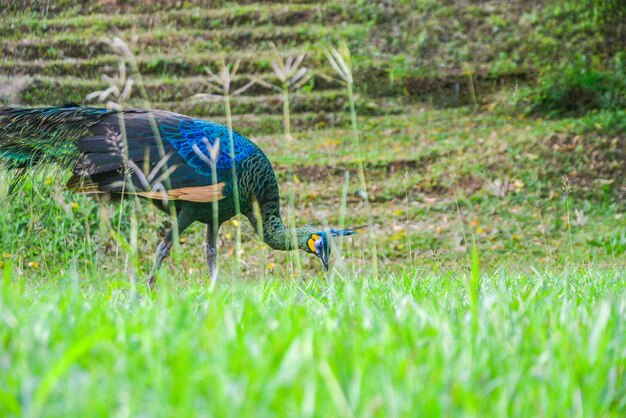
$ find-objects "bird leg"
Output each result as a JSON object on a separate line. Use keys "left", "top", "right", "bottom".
{"left": 206, "top": 224, "right": 219, "bottom": 285}
{"left": 148, "top": 210, "right": 194, "bottom": 289}
{"left": 148, "top": 240, "right": 172, "bottom": 289}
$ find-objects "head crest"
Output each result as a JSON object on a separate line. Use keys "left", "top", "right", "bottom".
{"left": 329, "top": 225, "right": 367, "bottom": 237}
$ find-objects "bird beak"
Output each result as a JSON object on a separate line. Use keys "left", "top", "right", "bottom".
{"left": 316, "top": 247, "right": 329, "bottom": 272}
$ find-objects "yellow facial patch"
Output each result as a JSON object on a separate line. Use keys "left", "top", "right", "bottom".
{"left": 308, "top": 234, "right": 320, "bottom": 252}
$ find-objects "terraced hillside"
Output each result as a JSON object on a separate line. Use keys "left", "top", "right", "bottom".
{"left": 1, "top": 3, "right": 365, "bottom": 133}
{"left": 2, "top": 1, "right": 623, "bottom": 134}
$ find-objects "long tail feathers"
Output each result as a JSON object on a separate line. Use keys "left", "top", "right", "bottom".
{"left": 0, "top": 105, "right": 111, "bottom": 171}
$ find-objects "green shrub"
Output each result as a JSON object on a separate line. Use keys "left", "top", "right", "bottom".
{"left": 522, "top": 54, "right": 625, "bottom": 116}
{"left": 576, "top": 109, "right": 626, "bottom": 136}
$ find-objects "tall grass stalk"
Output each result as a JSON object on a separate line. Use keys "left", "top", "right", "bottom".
{"left": 251, "top": 199, "right": 267, "bottom": 280}
{"left": 107, "top": 36, "right": 208, "bottom": 286}
{"left": 470, "top": 241, "right": 480, "bottom": 332}
{"left": 325, "top": 46, "right": 378, "bottom": 276}
{"left": 286, "top": 188, "right": 302, "bottom": 277}
{"left": 338, "top": 170, "right": 353, "bottom": 272}
{"left": 537, "top": 204, "right": 554, "bottom": 262}
{"left": 85, "top": 46, "right": 140, "bottom": 289}
{"left": 453, "top": 183, "right": 469, "bottom": 253}
{"left": 251, "top": 48, "right": 312, "bottom": 276}
{"left": 101, "top": 38, "right": 172, "bottom": 194}
{"left": 193, "top": 56, "right": 256, "bottom": 278}
{"left": 88, "top": 36, "right": 189, "bottom": 287}
{"left": 464, "top": 63, "right": 478, "bottom": 109}
{"left": 252, "top": 47, "right": 311, "bottom": 274}
{"left": 403, "top": 171, "right": 414, "bottom": 269}
{"left": 252, "top": 46, "right": 311, "bottom": 142}
{"left": 191, "top": 137, "right": 222, "bottom": 287}
{"left": 224, "top": 92, "right": 242, "bottom": 276}
{"left": 562, "top": 175, "right": 575, "bottom": 260}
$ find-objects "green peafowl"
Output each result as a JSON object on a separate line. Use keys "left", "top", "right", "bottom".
{"left": 0, "top": 105, "right": 360, "bottom": 285}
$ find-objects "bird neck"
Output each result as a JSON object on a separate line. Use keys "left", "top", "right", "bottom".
{"left": 240, "top": 152, "right": 313, "bottom": 251}
{"left": 248, "top": 200, "right": 313, "bottom": 251}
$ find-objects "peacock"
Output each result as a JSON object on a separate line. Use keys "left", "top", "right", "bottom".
{"left": 0, "top": 105, "right": 360, "bottom": 285}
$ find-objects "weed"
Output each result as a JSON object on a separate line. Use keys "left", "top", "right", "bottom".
{"left": 193, "top": 56, "right": 256, "bottom": 278}
{"left": 252, "top": 45, "right": 311, "bottom": 142}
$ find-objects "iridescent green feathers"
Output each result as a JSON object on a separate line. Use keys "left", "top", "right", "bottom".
{"left": 0, "top": 105, "right": 111, "bottom": 170}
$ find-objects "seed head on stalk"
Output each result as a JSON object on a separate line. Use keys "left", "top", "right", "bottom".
{"left": 251, "top": 44, "right": 312, "bottom": 141}
{"left": 85, "top": 37, "right": 135, "bottom": 110}
{"left": 323, "top": 43, "right": 378, "bottom": 275}
{"left": 191, "top": 56, "right": 256, "bottom": 276}
{"left": 84, "top": 36, "right": 140, "bottom": 288}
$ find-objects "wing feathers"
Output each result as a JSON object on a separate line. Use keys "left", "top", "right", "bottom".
{"left": 135, "top": 183, "right": 226, "bottom": 203}
{"left": 68, "top": 175, "right": 225, "bottom": 203}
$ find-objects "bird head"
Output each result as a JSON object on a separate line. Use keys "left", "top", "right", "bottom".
{"left": 304, "top": 227, "right": 363, "bottom": 271}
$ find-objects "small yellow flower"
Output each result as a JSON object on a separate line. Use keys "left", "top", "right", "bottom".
{"left": 266, "top": 263, "right": 275, "bottom": 270}
{"left": 179, "top": 237, "right": 187, "bottom": 244}
{"left": 512, "top": 234, "right": 521, "bottom": 242}
{"left": 44, "top": 177, "right": 53, "bottom": 185}
{"left": 293, "top": 174, "right": 301, "bottom": 185}
{"left": 390, "top": 230, "right": 405, "bottom": 241}
{"left": 320, "top": 139, "right": 339, "bottom": 149}
{"left": 231, "top": 219, "right": 240, "bottom": 227}
{"left": 476, "top": 227, "right": 485, "bottom": 234}
{"left": 70, "top": 202, "right": 80, "bottom": 209}
{"left": 28, "top": 261, "right": 39, "bottom": 269}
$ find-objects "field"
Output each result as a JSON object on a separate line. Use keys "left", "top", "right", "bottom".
{"left": 0, "top": 0, "right": 625, "bottom": 416}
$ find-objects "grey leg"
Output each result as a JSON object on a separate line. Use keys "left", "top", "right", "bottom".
{"left": 206, "top": 224, "right": 219, "bottom": 284}
{"left": 148, "top": 240, "right": 173, "bottom": 289}
{"left": 148, "top": 210, "right": 195, "bottom": 289}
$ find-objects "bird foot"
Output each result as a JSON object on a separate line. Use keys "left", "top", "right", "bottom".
{"left": 147, "top": 275, "right": 157, "bottom": 290}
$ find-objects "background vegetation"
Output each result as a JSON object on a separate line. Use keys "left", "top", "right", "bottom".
{"left": 0, "top": 0, "right": 624, "bottom": 416}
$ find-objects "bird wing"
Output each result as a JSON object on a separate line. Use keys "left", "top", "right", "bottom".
{"left": 135, "top": 183, "right": 226, "bottom": 203}
{"left": 158, "top": 115, "right": 261, "bottom": 176}
{"left": 70, "top": 109, "right": 258, "bottom": 202}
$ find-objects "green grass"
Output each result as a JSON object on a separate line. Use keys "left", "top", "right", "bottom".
{"left": 1, "top": 266, "right": 624, "bottom": 416}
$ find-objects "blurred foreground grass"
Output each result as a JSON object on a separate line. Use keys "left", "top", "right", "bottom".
{"left": 1, "top": 266, "right": 624, "bottom": 416}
